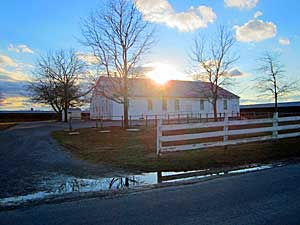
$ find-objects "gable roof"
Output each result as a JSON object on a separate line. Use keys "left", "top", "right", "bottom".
{"left": 95, "top": 77, "right": 239, "bottom": 99}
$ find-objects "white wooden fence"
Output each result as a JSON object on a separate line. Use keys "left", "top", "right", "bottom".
{"left": 156, "top": 113, "right": 300, "bottom": 154}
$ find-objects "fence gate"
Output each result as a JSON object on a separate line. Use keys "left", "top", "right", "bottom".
{"left": 156, "top": 113, "right": 300, "bottom": 155}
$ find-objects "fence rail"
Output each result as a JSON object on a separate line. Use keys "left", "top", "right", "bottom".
{"left": 156, "top": 113, "right": 300, "bottom": 154}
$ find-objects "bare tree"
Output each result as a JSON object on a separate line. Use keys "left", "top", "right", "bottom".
{"left": 190, "top": 26, "right": 238, "bottom": 120}
{"left": 28, "top": 49, "right": 89, "bottom": 122}
{"left": 255, "top": 51, "right": 297, "bottom": 113}
{"left": 81, "top": 0, "right": 155, "bottom": 128}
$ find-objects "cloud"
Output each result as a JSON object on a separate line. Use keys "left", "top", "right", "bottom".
{"left": 76, "top": 52, "right": 99, "bottom": 65}
{"left": 228, "top": 68, "right": 248, "bottom": 77}
{"left": 234, "top": 19, "right": 277, "bottom": 42}
{"left": 0, "top": 54, "right": 32, "bottom": 82}
{"left": 279, "top": 38, "right": 290, "bottom": 46}
{"left": 0, "top": 54, "right": 17, "bottom": 67}
{"left": 225, "top": 0, "right": 259, "bottom": 9}
{"left": 0, "top": 80, "right": 28, "bottom": 97}
{"left": 134, "top": 0, "right": 216, "bottom": 32}
{"left": 131, "top": 66, "right": 154, "bottom": 75}
{"left": 0, "top": 67, "right": 30, "bottom": 82}
{"left": 254, "top": 11, "right": 263, "bottom": 18}
{"left": 8, "top": 44, "right": 34, "bottom": 54}
{"left": 0, "top": 95, "right": 38, "bottom": 111}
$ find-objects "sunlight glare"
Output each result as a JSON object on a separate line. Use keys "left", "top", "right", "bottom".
{"left": 146, "top": 63, "right": 185, "bottom": 84}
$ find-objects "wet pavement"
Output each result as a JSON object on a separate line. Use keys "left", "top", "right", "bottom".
{"left": 1, "top": 163, "right": 300, "bottom": 225}
{"left": 0, "top": 164, "right": 277, "bottom": 207}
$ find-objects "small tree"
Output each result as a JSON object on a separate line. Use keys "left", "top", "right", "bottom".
{"left": 255, "top": 52, "right": 296, "bottom": 113}
{"left": 28, "top": 49, "right": 89, "bottom": 122}
{"left": 190, "top": 26, "right": 238, "bottom": 120}
{"left": 81, "top": 0, "right": 155, "bottom": 128}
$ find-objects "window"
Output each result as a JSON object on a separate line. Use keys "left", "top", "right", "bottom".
{"left": 175, "top": 99, "right": 180, "bottom": 111}
{"left": 147, "top": 99, "right": 153, "bottom": 111}
{"left": 106, "top": 99, "right": 109, "bottom": 112}
{"left": 162, "top": 98, "right": 167, "bottom": 111}
{"left": 200, "top": 100, "right": 205, "bottom": 111}
{"left": 224, "top": 100, "right": 228, "bottom": 110}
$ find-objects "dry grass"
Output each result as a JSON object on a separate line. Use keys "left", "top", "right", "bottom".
{"left": 52, "top": 127, "right": 300, "bottom": 172}
{"left": 0, "top": 122, "right": 17, "bottom": 131}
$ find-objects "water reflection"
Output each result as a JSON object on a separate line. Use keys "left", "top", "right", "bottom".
{"left": 0, "top": 164, "right": 274, "bottom": 207}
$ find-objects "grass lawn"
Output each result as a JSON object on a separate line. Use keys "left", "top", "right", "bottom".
{"left": 52, "top": 127, "right": 300, "bottom": 172}
{"left": 0, "top": 122, "right": 17, "bottom": 131}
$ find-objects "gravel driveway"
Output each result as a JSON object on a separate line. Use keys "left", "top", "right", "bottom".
{"left": 0, "top": 121, "right": 127, "bottom": 198}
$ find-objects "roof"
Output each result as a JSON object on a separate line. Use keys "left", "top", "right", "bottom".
{"left": 95, "top": 77, "right": 239, "bottom": 99}
{"left": 240, "top": 101, "right": 300, "bottom": 109}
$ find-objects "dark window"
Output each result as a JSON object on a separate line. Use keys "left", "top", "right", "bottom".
{"left": 148, "top": 99, "right": 153, "bottom": 111}
{"left": 162, "top": 98, "right": 167, "bottom": 111}
{"left": 224, "top": 100, "right": 228, "bottom": 110}
{"left": 175, "top": 99, "right": 180, "bottom": 111}
{"left": 200, "top": 100, "right": 205, "bottom": 111}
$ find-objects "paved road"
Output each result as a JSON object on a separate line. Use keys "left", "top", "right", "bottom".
{"left": 0, "top": 121, "right": 127, "bottom": 198}
{"left": 1, "top": 163, "right": 300, "bottom": 225}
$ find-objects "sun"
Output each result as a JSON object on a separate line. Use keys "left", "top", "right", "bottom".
{"left": 145, "top": 62, "right": 185, "bottom": 84}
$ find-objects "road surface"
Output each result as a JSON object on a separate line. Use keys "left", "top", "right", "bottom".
{"left": 1, "top": 163, "right": 300, "bottom": 225}
{"left": 0, "top": 121, "right": 127, "bottom": 198}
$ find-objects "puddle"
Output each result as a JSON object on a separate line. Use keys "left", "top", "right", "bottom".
{"left": 0, "top": 164, "right": 276, "bottom": 207}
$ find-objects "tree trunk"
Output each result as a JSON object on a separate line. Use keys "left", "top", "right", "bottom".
{"left": 123, "top": 96, "right": 129, "bottom": 128}
{"left": 213, "top": 98, "right": 218, "bottom": 122}
{"left": 123, "top": 52, "right": 129, "bottom": 128}
{"left": 274, "top": 93, "right": 278, "bottom": 113}
{"left": 64, "top": 107, "right": 68, "bottom": 122}
{"left": 58, "top": 111, "right": 63, "bottom": 121}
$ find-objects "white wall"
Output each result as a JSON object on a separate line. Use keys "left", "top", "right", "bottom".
{"left": 90, "top": 96, "right": 113, "bottom": 120}
{"left": 90, "top": 96, "right": 240, "bottom": 120}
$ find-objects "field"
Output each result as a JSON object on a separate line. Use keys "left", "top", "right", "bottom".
{"left": 52, "top": 127, "right": 300, "bottom": 172}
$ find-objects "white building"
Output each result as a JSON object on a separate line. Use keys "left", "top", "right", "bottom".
{"left": 62, "top": 108, "right": 82, "bottom": 121}
{"left": 90, "top": 77, "right": 240, "bottom": 120}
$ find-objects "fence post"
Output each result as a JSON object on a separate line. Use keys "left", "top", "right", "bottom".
{"left": 199, "top": 113, "right": 202, "bottom": 122}
{"left": 156, "top": 119, "right": 162, "bottom": 156}
{"left": 155, "top": 115, "right": 157, "bottom": 127}
{"left": 272, "top": 112, "right": 279, "bottom": 139}
{"left": 121, "top": 116, "right": 124, "bottom": 128}
{"left": 145, "top": 115, "right": 148, "bottom": 127}
{"left": 223, "top": 113, "right": 229, "bottom": 142}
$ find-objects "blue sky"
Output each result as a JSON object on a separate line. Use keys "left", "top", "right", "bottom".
{"left": 0, "top": 0, "right": 299, "bottom": 110}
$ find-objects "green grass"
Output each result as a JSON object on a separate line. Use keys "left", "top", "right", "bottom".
{"left": 52, "top": 127, "right": 300, "bottom": 172}
{"left": 0, "top": 122, "right": 17, "bottom": 131}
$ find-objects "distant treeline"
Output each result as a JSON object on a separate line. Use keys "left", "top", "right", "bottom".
{"left": 0, "top": 111, "right": 58, "bottom": 122}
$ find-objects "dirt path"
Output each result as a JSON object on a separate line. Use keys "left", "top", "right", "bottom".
{"left": 0, "top": 121, "right": 127, "bottom": 198}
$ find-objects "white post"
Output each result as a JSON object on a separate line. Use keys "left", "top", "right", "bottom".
{"left": 272, "top": 112, "right": 279, "bottom": 139}
{"left": 224, "top": 112, "right": 229, "bottom": 142}
{"left": 156, "top": 119, "right": 162, "bottom": 155}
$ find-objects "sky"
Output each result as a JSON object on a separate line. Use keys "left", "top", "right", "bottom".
{"left": 0, "top": 0, "right": 299, "bottom": 110}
